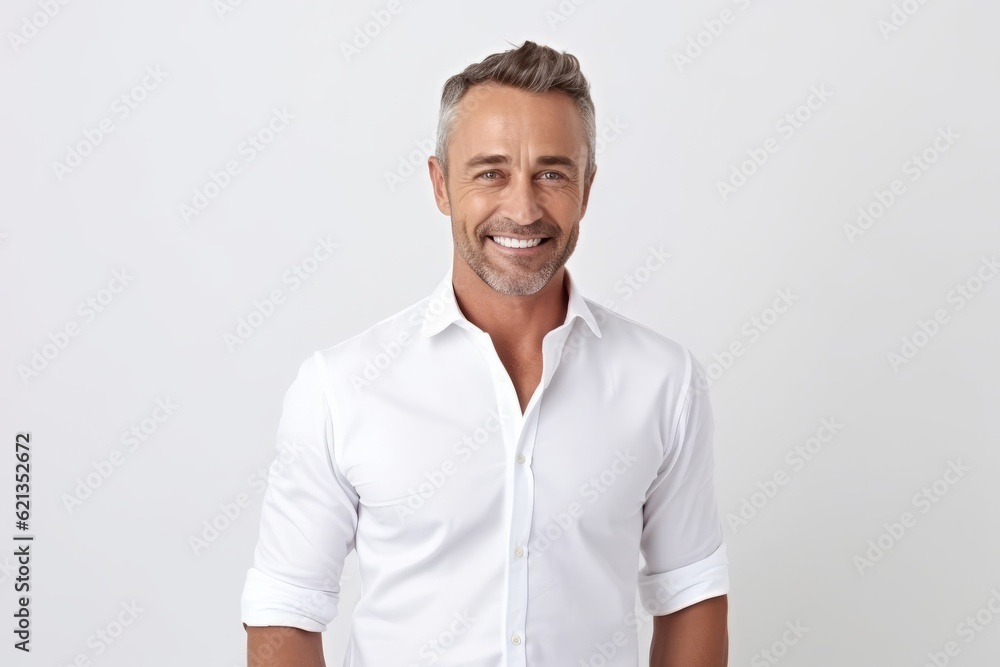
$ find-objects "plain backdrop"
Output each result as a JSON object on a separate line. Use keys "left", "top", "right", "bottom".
{"left": 2, "top": 0, "right": 999, "bottom": 665}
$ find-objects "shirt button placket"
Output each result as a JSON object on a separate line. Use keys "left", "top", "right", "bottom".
{"left": 488, "top": 354, "right": 530, "bottom": 664}
{"left": 511, "top": 402, "right": 533, "bottom": 664}
{"left": 476, "top": 330, "right": 531, "bottom": 665}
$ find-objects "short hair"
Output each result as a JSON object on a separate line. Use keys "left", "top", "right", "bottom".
{"left": 434, "top": 40, "right": 596, "bottom": 182}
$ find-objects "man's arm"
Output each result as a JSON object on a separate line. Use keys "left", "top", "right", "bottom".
{"left": 649, "top": 594, "right": 728, "bottom": 667}
{"left": 240, "top": 354, "right": 360, "bottom": 663}
{"left": 246, "top": 625, "right": 325, "bottom": 667}
{"left": 639, "top": 351, "right": 730, "bottom": 664}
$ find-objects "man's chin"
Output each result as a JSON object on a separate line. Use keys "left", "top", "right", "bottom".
{"left": 478, "top": 263, "right": 557, "bottom": 297}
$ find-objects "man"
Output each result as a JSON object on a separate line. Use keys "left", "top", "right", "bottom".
{"left": 241, "top": 40, "right": 729, "bottom": 666}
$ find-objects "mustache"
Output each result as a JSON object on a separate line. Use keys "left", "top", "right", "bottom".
{"left": 478, "top": 220, "right": 559, "bottom": 237}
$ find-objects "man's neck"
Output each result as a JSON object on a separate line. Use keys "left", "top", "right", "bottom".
{"left": 451, "top": 259, "right": 569, "bottom": 355}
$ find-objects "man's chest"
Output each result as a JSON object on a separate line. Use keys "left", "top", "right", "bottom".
{"left": 334, "top": 369, "right": 665, "bottom": 539}
{"left": 500, "top": 352, "right": 542, "bottom": 415}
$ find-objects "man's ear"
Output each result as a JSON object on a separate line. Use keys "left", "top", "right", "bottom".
{"left": 428, "top": 156, "right": 452, "bottom": 216}
{"left": 580, "top": 164, "right": 597, "bottom": 218}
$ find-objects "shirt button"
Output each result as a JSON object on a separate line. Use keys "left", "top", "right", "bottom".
{"left": 511, "top": 634, "right": 521, "bottom": 645}
{"left": 516, "top": 454, "right": 525, "bottom": 464}
{"left": 514, "top": 546, "right": 524, "bottom": 557}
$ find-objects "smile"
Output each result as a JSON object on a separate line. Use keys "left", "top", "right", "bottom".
{"left": 490, "top": 236, "right": 549, "bottom": 249}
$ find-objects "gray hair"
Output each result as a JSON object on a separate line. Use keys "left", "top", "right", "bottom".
{"left": 434, "top": 41, "right": 596, "bottom": 182}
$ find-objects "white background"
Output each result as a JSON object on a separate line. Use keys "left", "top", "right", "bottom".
{"left": 2, "top": 0, "right": 999, "bottom": 665}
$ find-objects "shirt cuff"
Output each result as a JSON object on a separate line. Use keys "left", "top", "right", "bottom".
{"left": 637, "top": 541, "right": 730, "bottom": 615}
{"left": 240, "top": 567, "right": 340, "bottom": 632}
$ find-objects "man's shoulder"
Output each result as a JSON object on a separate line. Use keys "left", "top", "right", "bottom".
{"left": 326, "top": 296, "right": 430, "bottom": 355}
{"left": 317, "top": 293, "right": 429, "bottom": 361}
{"left": 585, "top": 299, "right": 696, "bottom": 377}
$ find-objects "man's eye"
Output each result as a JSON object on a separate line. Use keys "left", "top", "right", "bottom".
{"left": 540, "top": 171, "right": 564, "bottom": 181}
{"left": 479, "top": 171, "right": 500, "bottom": 180}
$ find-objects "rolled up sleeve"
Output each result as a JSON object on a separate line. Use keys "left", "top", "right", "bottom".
{"left": 240, "top": 352, "right": 359, "bottom": 632}
{"left": 637, "top": 349, "right": 729, "bottom": 616}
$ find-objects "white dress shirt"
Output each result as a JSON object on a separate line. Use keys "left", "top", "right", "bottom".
{"left": 241, "top": 265, "right": 729, "bottom": 666}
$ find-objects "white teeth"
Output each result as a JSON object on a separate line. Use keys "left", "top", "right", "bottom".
{"left": 491, "top": 236, "right": 543, "bottom": 248}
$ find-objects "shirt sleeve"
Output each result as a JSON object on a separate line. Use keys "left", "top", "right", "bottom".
{"left": 240, "top": 352, "right": 359, "bottom": 632}
{"left": 637, "top": 349, "right": 729, "bottom": 616}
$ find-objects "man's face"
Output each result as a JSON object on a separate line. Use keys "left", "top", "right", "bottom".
{"left": 429, "top": 83, "right": 595, "bottom": 296}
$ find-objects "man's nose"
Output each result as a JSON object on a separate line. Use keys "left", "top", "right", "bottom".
{"left": 501, "top": 174, "right": 544, "bottom": 226}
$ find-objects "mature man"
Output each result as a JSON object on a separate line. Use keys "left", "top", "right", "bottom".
{"left": 241, "top": 41, "right": 729, "bottom": 666}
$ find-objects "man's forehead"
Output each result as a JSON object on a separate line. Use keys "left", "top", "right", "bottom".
{"left": 449, "top": 85, "right": 586, "bottom": 154}
{"left": 455, "top": 83, "right": 576, "bottom": 116}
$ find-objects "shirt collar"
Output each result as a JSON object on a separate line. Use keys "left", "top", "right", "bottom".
{"left": 419, "top": 264, "right": 603, "bottom": 340}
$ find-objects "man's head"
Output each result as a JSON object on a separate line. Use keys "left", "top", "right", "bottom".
{"left": 428, "top": 41, "right": 597, "bottom": 297}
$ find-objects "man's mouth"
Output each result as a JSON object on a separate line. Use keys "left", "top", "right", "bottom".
{"left": 489, "top": 235, "right": 551, "bottom": 249}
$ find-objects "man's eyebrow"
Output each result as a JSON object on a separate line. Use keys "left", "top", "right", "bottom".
{"left": 464, "top": 154, "right": 510, "bottom": 170}
{"left": 463, "top": 153, "right": 580, "bottom": 172}
{"left": 535, "top": 155, "right": 579, "bottom": 172}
